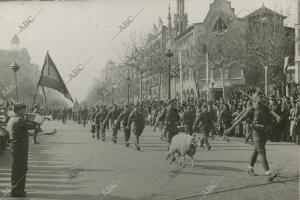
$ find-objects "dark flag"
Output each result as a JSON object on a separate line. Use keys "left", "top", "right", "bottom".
{"left": 34, "top": 51, "right": 73, "bottom": 103}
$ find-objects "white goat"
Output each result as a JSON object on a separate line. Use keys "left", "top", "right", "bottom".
{"left": 166, "top": 133, "right": 199, "bottom": 167}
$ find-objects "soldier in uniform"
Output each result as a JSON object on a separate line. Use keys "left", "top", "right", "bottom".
{"left": 95, "top": 105, "right": 109, "bottom": 141}
{"left": 61, "top": 107, "right": 67, "bottom": 124}
{"left": 164, "top": 98, "right": 180, "bottom": 149}
{"left": 182, "top": 102, "right": 196, "bottom": 135}
{"left": 7, "top": 103, "right": 36, "bottom": 197}
{"left": 81, "top": 106, "right": 89, "bottom": 127}
{"left": 91, "top": 106, "right": 100, "bottom": 138}
{"left": 127, "top": 103, "right": 145, "bottom": 150}
{"left": 103, "top": 104, "right": 121, "bottom": 143}
{"left": 193, "top": 104, "right": 214, "bottom": 151}
{"left": 226, "top": 88, "right": 279, "bottom": 181}
{"left": 116, "top": 105, "right": 131, "bottom": 147}
{"left": 219, "top": 103, "right": 233, "bottom": 141}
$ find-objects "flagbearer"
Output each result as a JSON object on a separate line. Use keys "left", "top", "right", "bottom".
{"left": 7, "top": 103, "right": 36, "bottom": 197}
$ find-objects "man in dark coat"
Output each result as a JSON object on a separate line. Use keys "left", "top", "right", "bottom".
{"left": 6, "top": 103, "right": 36, "bottom": 197}
{"left": 127, "top": 103, "right": 145, "bottom": 150}
{"left": 182, "top": 102, "right": 196, "bottom": 135}
{"left": 164, "top": 99, "right": 180, "bottom": 149}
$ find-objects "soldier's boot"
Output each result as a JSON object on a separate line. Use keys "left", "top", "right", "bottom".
{"left": 135, "top": 143, "right": 140, "bottom": 151}
{"left": 112, "top": 128, "right": 117, "bottom": 143}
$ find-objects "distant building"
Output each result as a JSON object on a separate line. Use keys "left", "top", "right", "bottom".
{"left": 11, "top": 35, "right": 20, "bottom": 50}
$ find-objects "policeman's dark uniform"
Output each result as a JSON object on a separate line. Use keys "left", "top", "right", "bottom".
{"left": 164, "top": 99, "right": 180, "bottom": 145}
{"left": 7, "top": 104, "right": 35, "bottom": 197}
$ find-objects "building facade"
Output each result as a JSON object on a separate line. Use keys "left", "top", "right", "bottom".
{"left": 145, "top": 0, "right": 295, "bottom": 100}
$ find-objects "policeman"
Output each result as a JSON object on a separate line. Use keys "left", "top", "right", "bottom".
{"left": 164, "top": 98, "right": 180, "bottom": 149}
{"left": 116, "top": 105, "right": 131, "bottom": 147}
{"left": 127, "top": 103, "right": 145, "bottom": 150}
{"left": 226, "top": 88, "right": 278, "bottom": 181}
{"left": 182, "top": 102, "right": 196, "bottom": 135}
{"left": 7, "top": 103, "right": 36, "bottom": 197}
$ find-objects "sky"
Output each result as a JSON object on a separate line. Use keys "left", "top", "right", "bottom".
{"left": 0, "top": 0, "right": 297, "bottom": 102}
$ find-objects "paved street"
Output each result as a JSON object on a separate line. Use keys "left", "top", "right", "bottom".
{"left": 0, "top": 121, "right": 299, "bottom": 200}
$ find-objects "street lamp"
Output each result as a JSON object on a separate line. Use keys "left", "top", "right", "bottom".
{"left": 126, "top": 76, "right": 130, "bottom": 104}
{"left": 10, "top": 61, "right": 20, "bottom": 101}
{"left": 165, "top": 48, "right": 173, "bottom": 99}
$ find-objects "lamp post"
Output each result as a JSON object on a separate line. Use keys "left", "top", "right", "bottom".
{"left": 10, "top": 61, "right": 20, "bottom": 101}
{"left": 165, "top": 48, "right": 173, "bottom": 99}
{"left": 126, "top": 76, "right": 130, "bottom": 104}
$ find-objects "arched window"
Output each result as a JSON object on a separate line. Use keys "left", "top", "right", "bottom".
{"left": 213, "top": 18, "right": 227, "bottom": 34}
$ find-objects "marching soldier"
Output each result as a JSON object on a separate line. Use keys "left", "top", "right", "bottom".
{"left": 164, "top": 98, "right": 180, "bottom": 149}
{"left": 127, "top": 103, "right": 145, "bottom": 150}
{"left": 95, "top": 105, "right": 109, "bottom": 141}
{"left": 103, "top": 104, "right": 121, "bottom": 143}
{"left": 81, "top": 106, "right": 89, "bottom": 127}
{"left": 116, "top": 105, "right": 131, "bottom": 147}
{"left": 91, "top": 106, "right": 100, "bottom": 138}
{"left": 226, "top": 88, "right": 279, "bottom": 181}
{"left": 182, "top": 102, "right": 196, "bottom": 135}
{"left": 61, "top": 107, "right": 67, "bottom": 124}
{"left": 7, "top": 103, "right": 36, "bottom": 197}
{"left": 193, "top": 104, "right": 214, "bottom": 151}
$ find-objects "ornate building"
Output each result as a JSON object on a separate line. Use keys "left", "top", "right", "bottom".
{"left": 145, "top": 0, "right": 295, "bottom": 100}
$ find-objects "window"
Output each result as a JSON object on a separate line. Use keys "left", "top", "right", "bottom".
{"left": 213, "top": 18, "right": 227, "bottom": 34}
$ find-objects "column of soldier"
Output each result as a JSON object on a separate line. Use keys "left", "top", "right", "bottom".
{"left": 1, "top": 87, "right": 299, "bottom": 197}
{"left": 62, "top": 87, "right": 298, "bottom": 182}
